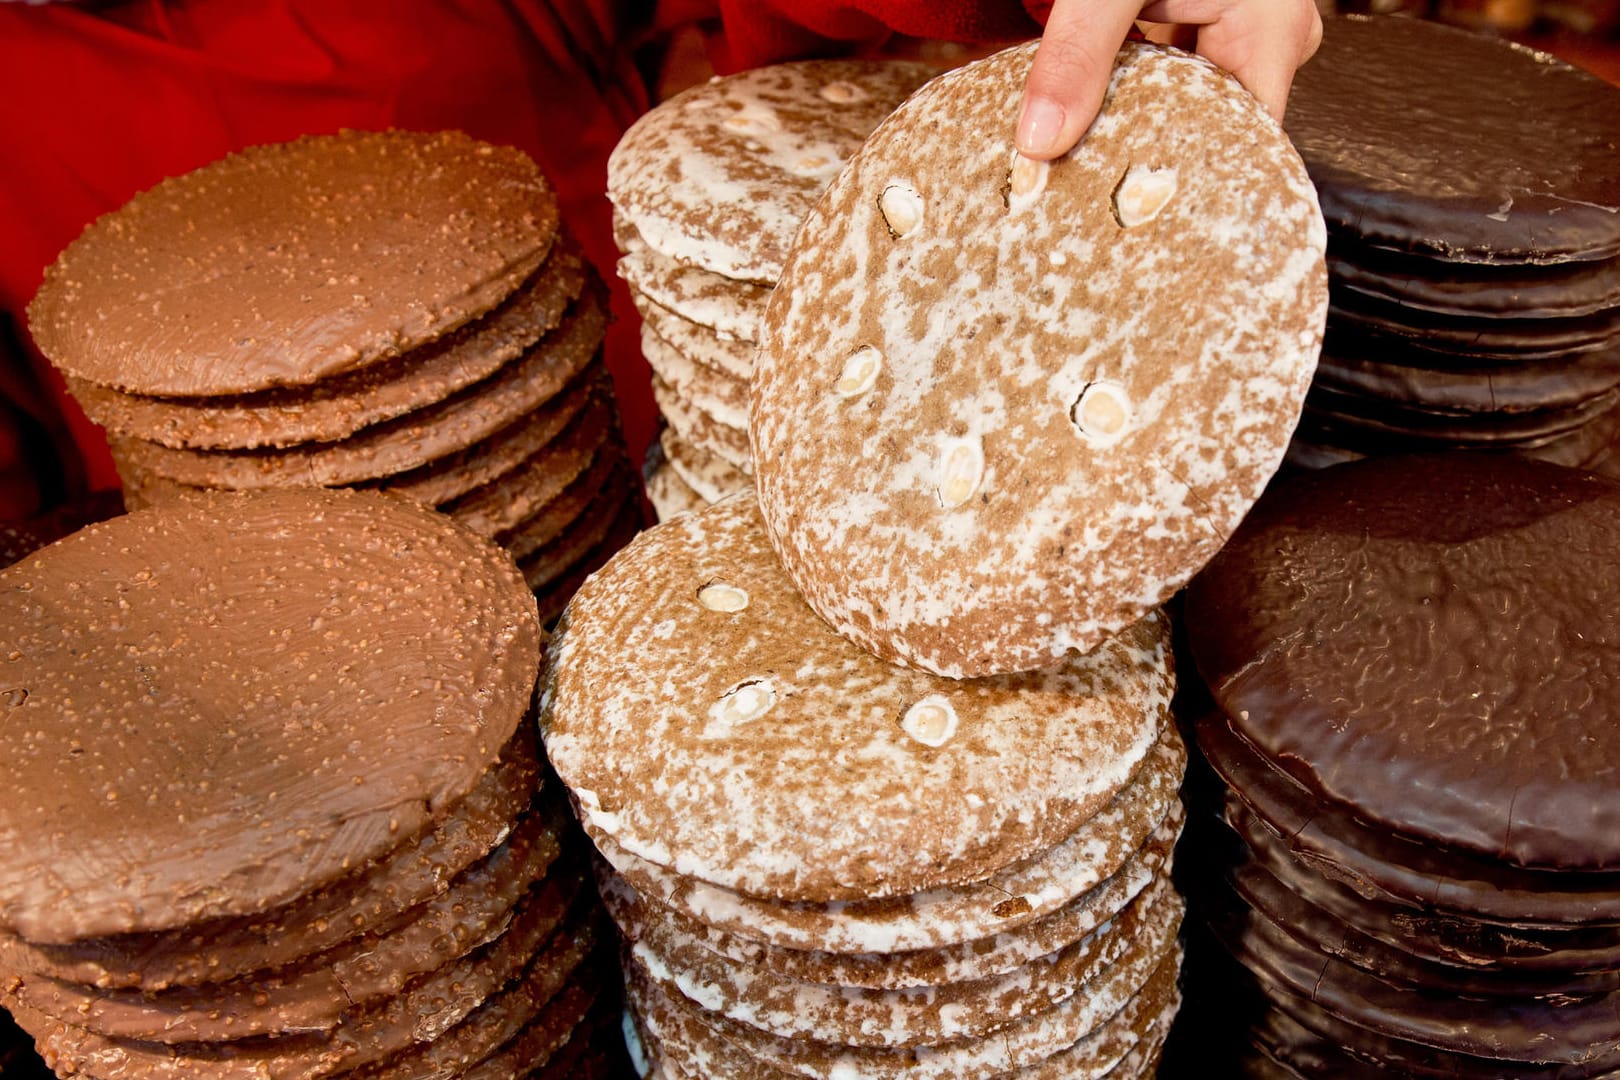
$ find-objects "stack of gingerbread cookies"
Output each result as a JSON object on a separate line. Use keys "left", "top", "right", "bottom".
{"left": 28, "top": 130, "right": 640, "bottom": 621}
{"left": 1177, "top": 453, "right": 1620, "bottom": 1077}
{"left": 549, "top": 40, "right": 1330, "bottom": 1078}
{"left": 607, "top": 59, "right": 932, "bottom": 520}
{"left": 1282, "top": 15, "right": 1620, "bottom": 473}
{"left": 0, "top": 488, "right": 624, "bottom": 1078}
{"left": 545, "top": 496, "right": 1187, "bottom": 1079}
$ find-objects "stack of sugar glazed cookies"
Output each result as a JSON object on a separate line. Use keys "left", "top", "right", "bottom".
{"left": 548, "top": 40, "right": 1330, "bottom": 1079}
{"left": 27, "top": 130, "right": 641, "bottom": 622}
{"left": 606, "top": 59, "right": 933, "bottom": 520}
{"left": 543, "top": 496, "right": 1188, "bottom": 1079}
{"left": 0, "top": 489, "right": 625, "bottom": 1078}
{"left": 1281, "top": 15, "right": 1620, "bottom": 474}
{"left": 1176, "top": 454, "right": 1620, "bottom": 1077}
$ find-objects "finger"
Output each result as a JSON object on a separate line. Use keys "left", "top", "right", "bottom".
{"left": 1016, "top": 0, "right": 1144, "bottom": 160}
{"left": 1142, "top": 0, "right": 1324, "bottom": 120}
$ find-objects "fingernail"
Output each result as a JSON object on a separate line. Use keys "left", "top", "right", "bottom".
{"left": 1016, "top": 95, "right": 1065, "bottom": 158}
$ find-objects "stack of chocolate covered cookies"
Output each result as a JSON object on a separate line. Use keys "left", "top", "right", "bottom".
{"left": 549, "top": 40, "right": 1330, "bottom": 1077}
{"left": 0, "top": 488, "right": 623, "bottom": 1078}
{"left": 543, "top": 496, "right": 1187, "bottom": 1078}
{"left": 1282, "top": 15, "right": 1620, "bottom": 472}
{"left": 607, "top": 59, "right": 933, "bottom": 519}
{"left": 28, "top": 130, "right": 640, "bottom": 620}
{"left": 1178, "top": 453, "right": 1620, "bottom": 1077}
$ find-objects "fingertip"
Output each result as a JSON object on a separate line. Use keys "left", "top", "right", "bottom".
{"left": 1015, "top": 93, "right": 1069, "bottom": 160}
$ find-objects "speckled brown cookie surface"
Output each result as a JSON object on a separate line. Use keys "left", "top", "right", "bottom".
{"left": 651, "top": 375, "right": 751, "bottom": 474}
{"left": 750, "top": 41, "right": 1326, "bottom": 678}
{"left": 608, "top": 808, "right": 1179, "bottom": 992}
{"left": 0, "top": 487, "right": 540, "bottom": 941}
{"left": 589, "top": 732, "right": 1183, "bottom": 955}
{"left": 541, "top": 494, "right": 1171, "bottom": 904}
{"left": 633, "top": 292, "right": 756, "bottom": 382}
{"left": 29, "top": 130, "right": 557, "bottom": 397}
{"left": 660, "top": 428, "right": 749, "bottom": 505}
{"left": 620, "top": 250, "right": 770, "bottom": 343}
{"left": 608, "top": 60, "right": 934, "bottom": 283}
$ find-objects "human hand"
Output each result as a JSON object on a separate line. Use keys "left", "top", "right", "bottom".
{"left": 1015, "top": 0, "right": 1324, "bottom": 160}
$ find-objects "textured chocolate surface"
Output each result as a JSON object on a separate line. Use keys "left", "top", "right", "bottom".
{"left": 10, "top": 817, "right": 578, "bottom": 1043}
{"left": 375, "top": 367, "right": 608, "bottom": 510}
{"left": 0, "top": 488, "right": 540, "bottom": 941}
{"left": 1178, "top": 793, "right": 1620, "bottom": 981}
{"left": 1222, "top": 828, "right": 1620, "bottom": 999}
{"left": 1187, "top": 453, "right": 1620, "bottom": 870}
{"left": 542, "top": 494, "right": 1171, "bottom": 904}
{"left": 109, "top": 290, "right": 606, "bottom": 490}
{"left": 751, "top": 41, "right": 1326, "bottom": 678}
{"left": 29, "top": 130, "right": 557, "bottom": 396}
{"left": 66, "top": 245, "right": 587, "bottom": 451}
{"left": 1304, "top": 382, "right": 1620, "bottom": 441}
{"left": 504, "top": 446, "right": 631, "bottom": 562}
{"left": 1286, "top": 15, "right": 1620, "bottom": 263}
{"left": 1195, "top": 708, "right": 1620, "bottom": 926}
{"left": 0, "top": 731, "right": 544, "bottom": 990}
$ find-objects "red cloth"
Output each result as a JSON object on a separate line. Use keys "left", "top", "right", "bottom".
{"left": 0, "top": 0, "right": 1046, "bottom": 519}
{"left": 705, "top": 0, "right": 1044, "bottom": 71}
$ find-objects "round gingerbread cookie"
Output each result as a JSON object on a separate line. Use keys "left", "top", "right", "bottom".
{"left": 607, "top": 60, "right": 935, "bottom": 284}
{"left": 1186, "top": 453, "right": 1620, "bottom": 872}
{"left": 0, "top": 487, "right": 540, "bottom": 942}
{"left": 29, "top": 130, "right": 558, "bottom": 397}
{"left": 1285, "top": 15, "right": 1620, "bottom": 264}
{"left": 750, "top": 41, "right": 1327, "bottom": 678}
{"left": 541, "top": 494, "right": 1171, "bottom": 905}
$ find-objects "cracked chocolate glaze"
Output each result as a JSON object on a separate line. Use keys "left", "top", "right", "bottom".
{"left": 1194, "top": 708, "right": 1620, "bottom": 926}
{"left": 1287, "top": 16, "right": 1620, "bottom": 264}
{"left": 0, "top": 488, "right": 540, "bottom": 942}
{"left": 29, "top": 130, "right": 557, "bottom": 397}
{"left": 1187, "top": 453, "right": 1620, "bottom": 872}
